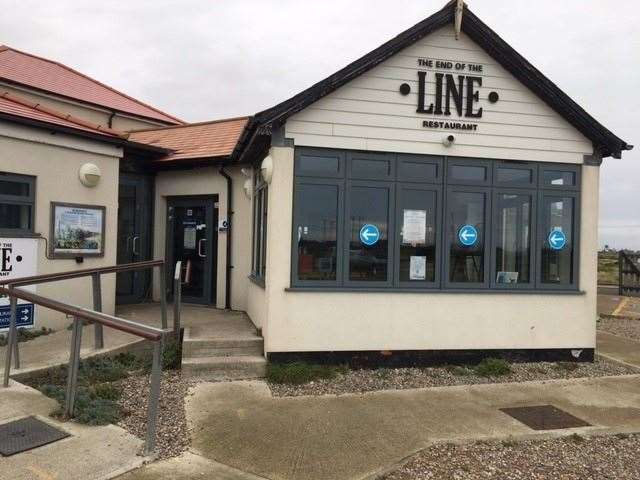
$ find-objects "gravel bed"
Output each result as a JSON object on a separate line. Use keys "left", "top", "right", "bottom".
{"left": 598, "top": 316, "right": 640, "bottom": 341}
{"left": 383, "top": 434, "right": 640, "bottom": 480}
{"left": 116, "top": 370, "right": 192, "bottom": 459}
{"left": 268, "top": 359, "right": 638, "bottom": 397}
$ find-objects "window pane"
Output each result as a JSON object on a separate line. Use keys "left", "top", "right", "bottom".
{"left": 495, "top": 194, "right": 531, "bottom": 284}
{"left": 399, "top": 189, "right": 436, "bottom": 283}
{"left": 448, "top": 191, "right": 485, "bottom": 283}
{"left": 0, "top": 203, "right": 31, "bottom": 230}
{"left": 260, "top": 188, "right": 268, "bottom": 275}
{"left": 497, "top": 167, "right": 532, "bottom": 185}
{"left": 351, "top": 158, "right": 391, "bottom": 178}
{"left": 349, "top": 186, "right": 389, "bottom": 281}
{"left": 0, "top": 179, "right": 30, "bottom": 197}
{"left": 541, "top": 196, "right": 574, "bottom": 284}
{"left": 543, "top": 170, "right": 575, "bottom": 186}
{"left": 398, "top": 161, "right": 438, "bottom": 182}
{"left": 296, "top": 184, "right": 338, "bottom": 281}
{"left": 298, "top": 154, "right": 340, "bottom": 176}
{"left": 450, "top": 165, "right": 487, "bottom": 182}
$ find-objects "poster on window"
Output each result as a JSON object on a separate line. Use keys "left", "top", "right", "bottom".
{"left": 50, "top": 202, "right": 105, "bottom": 258}
{"left": 409, "top": 255, "right": 426, "bottom": 280}
{"left": 402, "top": 209, "right": 427, "bottom": 244}
{"left": 0, "top": 237, "right": 38, "bottom": 331}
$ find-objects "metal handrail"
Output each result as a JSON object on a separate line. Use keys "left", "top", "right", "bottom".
{"left": 0, "top": 286, "right": 163, "bottom": 341}
{"left": 0, "top": 259, "right": 164, "bottom": 287}
{"left": 173, "top": 261, "right": 182, "bottom": 336}
{"left": 1, "top": 285, "right": 169, "bottom": 455}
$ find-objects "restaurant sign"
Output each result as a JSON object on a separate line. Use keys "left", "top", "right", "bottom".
{"left": 399, "top": 58, "right": 500, "bottom": 132}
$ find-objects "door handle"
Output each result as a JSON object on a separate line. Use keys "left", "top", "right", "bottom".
{"left": 198, "top": 238, "right": 207, "bottom": 258}
{"left": 132, "top": 236, "right": 140, "bottom": 256}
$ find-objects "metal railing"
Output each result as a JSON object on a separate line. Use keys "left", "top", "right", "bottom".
{"left": 0, "top": 260, "right": 183, "bottom": 455}
{"left": 619, "top": 250, "right": 640, "bottom": 297}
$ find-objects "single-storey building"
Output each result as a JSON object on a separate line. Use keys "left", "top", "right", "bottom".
{"left": 0, "top": 2, "right": 632, "bottom": 366}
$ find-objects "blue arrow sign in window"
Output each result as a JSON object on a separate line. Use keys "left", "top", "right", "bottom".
{"left": 359, "top": 224, "right": 380, "bottom": 246}
{"left": 458, "top": 224, "right": 478, "bottom": 247}
{"left": 548, "top": 229, "right": 567, "bottom": 250}
{"left": 0, "top": 303, "right": 34, "bottom": 330}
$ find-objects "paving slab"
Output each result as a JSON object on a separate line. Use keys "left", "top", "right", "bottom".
{"left": 185, "top": 376, "right": 640, "bottom": 480}
{"left": 597, "top": 330, "right": 640, "bottom": 367}
{"left": 0, "top": 380, "right": 146, "bottom": 480}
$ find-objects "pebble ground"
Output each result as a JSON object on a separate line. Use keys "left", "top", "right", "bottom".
{"left": 598, "top": 316, "right": 640, "bottom": 341}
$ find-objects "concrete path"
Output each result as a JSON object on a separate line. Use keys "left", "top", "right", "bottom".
{"left": 597, "top": 331, "right": 640, "bottom": 368}
{"left": 174, "top": 375, "right": 640, "bottom": 480}
{"left": 0, "top": 380, "right": 146, "bottom": 480}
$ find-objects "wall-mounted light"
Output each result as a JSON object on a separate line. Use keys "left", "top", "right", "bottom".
{"left": 243, "top": 178, "right": 252, "bottom": 199}
{"left": 78, "top": 163, "right": 101, "bottom": 187}
{"left": 442, "top": 135, "right": 455, "bottom": 148}
{"left": 261, "top": 155, "right": 274, "bottom": 184}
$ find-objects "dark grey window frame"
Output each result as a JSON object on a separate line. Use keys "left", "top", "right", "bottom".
{"left": 291, "top": 177, "right": 345, "bottom": 287}
{"left": 250, "top": 168, "right": 268, "bottom": 285}
{"left": 443, "top": 185, "right": 492, "bottom": 289}
{"left": 290, "top": 148, "right": 581, "bottom": 293}
{"left": 0, "top": 172, "right": 36, "bottom": 235}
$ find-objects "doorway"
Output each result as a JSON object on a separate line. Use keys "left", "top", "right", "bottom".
{"left": 116, "top": 173, "right": 152, "bottom": 304}
{"left": 167, "top": 196, "right": 218, "bottom": 305}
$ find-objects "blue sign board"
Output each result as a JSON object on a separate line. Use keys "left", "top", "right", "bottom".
{"left": 359, "top": 224, "right": 380, "bottom": 246}
{"left": 458, "top": 224, "right": 479, "bottom": 247}
{"left": 0, "top": 303, "right": 34, "bottom": 330}
{"left": 548, "top": 229, "right": 567, "bottom": 250}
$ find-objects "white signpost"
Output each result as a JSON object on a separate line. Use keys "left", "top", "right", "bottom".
{"left": 0, "top": 237, "right": 38, "bottom": 332}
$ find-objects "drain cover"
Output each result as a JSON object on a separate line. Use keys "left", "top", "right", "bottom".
{"left": 500, "top": 405, "right": 591, "bottom": 431}
{"left": 0, "top": 416, "right": 69, "bottom": 456}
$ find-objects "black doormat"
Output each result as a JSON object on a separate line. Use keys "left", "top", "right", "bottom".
{"left": 500, "top": 405, "right": 591, "bottom": 431}
{"left": 0, "top": 416, "right": 69, "bottom": 456}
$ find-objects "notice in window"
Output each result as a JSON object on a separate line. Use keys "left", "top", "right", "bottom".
{"left": 403, "top": 209, "right": 427, "bottom": 244}
{"left": 183, "top": 227, "right": 196, "bottom": 249}
{"left": 409, "top": 255, "right": 426, "bottom": 280}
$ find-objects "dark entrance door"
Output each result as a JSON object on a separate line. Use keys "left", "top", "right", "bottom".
{"left": 116, "top": 174, "right": 153, "bottom": 304}
{"left": 167, "top": 197, "right": 217, "bottom": 304}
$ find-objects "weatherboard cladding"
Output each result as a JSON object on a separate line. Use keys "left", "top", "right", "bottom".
{"left": 241, "top": 2, "right": 628, "bottom": 161}
{"left": 284, "top": 25, "right": 593, "bottom": 163}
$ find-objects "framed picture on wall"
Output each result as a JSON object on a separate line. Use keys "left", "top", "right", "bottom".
{"left": 50, "top": 202, "right": 106, "bottom": 258}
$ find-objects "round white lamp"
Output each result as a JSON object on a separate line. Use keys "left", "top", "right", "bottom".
{"left": 78, "top": 163, "right": 101, "bottom": 187}
{"left": 260, "top": 155, "right": 274, "bottom": 184}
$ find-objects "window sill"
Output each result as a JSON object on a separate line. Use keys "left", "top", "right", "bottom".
{"left": 249, "top": 274, "right": 265, "bottom": 288}
{"left": 285, "top": 286, "right": 585, "bottom": 295}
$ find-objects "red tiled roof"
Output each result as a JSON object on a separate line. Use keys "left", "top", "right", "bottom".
{"left": 0, "top": 45, "right": 182, "bottom": 125}
{"left": 128, "top": 117, "right": 250, "bottom": 163}
{"left": 0, "top": 90, "right": 125, "bottom": 138}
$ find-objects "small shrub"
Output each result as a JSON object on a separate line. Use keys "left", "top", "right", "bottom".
{"left": 90, "top": 383, "right": 121, "bottom": 401}
{"left": 112, "top": 352, "right": 138, "bottom": 368}
{"left": 501, "top": 436, "right": 518, "bottom": 447}
{"left": 79, "top": 357, "right": 128, "bottom": 384}
{"left": 569, "top": 433, "right": 585, "bottom": 444}
{"left": 141, "top": 336, "right": 182, "bottom": 372}
{"left": 448, "top": 365, "right": 474, "bottom": 376}
{"left": 267, "top": 362, "right": 348, "bottom": 385}
{"left": 39, "top": 384, "right": 65, "bottom": 404}
{"left": 75, "top": 398, "right": 120, "bottom": 426}
{"left": 475, "top": 358, "right": 512, "bottom": 377}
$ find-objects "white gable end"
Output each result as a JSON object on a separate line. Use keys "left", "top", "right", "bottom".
{"left": 285, "top": 25, "right": 593, "bottom": 163}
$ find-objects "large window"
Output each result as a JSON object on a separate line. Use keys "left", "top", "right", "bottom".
{"left": 0, "top": 172, "right": 35, "bottom": 234}
{"left": 251, "top": 168, "right": 268, "bottom": 283}
{"left": 291, "top": 148, "right": 580, "bottom": 291}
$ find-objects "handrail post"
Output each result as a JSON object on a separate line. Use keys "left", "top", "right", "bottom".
{"left": 2, "top": 290, "right": 17, "bottom": 388}
{"left": 144, "top": 334, "right": 164, "bottom": 455}
{"left": 159, "top": 263, "right": 168, "bottom": 330}
{"left": 64, "top": 315, "right": 83, "bottom": 418}
{"left": 91, "top": 273, "right": 104, "bottom": 350}
{"left": 173, "top": 261, "right": 182, "bottom": 336}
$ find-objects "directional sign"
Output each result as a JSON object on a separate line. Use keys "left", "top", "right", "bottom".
{"left": 458, "top": 224, "right": 478, "bottom": 247}
{"left": 548, "top": 229, "right": 567, "bottom": 251}
{"left": 359, "top": 224, "right": 381, "bottom": 246}
{"left": 0, "top": 303, "right": 34, "bottom": 330}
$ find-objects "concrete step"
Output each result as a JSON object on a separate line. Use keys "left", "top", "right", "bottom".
{"left": 182, "top": 355, "right": 267, "bottom": 380}
{"left": 182, "top": 337, "right": 264, "bottom": 358}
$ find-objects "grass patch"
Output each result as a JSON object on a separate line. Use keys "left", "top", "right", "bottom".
{"left": 598, "top": 251, "right": 619, "bottom": 285}
{"left": 266, "top": 362, "right": 348, "bottom": 385}
{"left": 0, "top": 327, "right": 54, "bottom": 347}
{"left": 474, "top": 358, "right": 512, "bottom": 377}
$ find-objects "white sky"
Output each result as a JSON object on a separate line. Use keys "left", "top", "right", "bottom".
{"left": 1, "top": 0, "right": 637, "bottom": 248}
